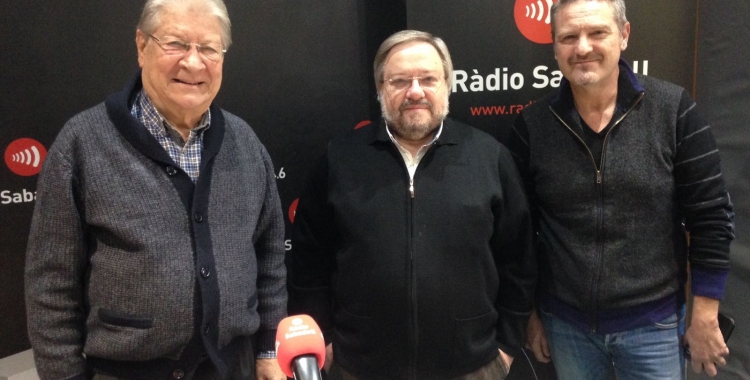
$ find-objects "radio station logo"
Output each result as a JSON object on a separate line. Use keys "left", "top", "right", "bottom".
{"left": 5, "top": 138, "right": 47, "bottom": 176}
{"left": 514, "top": 0, "right": 558, "bottom": 44}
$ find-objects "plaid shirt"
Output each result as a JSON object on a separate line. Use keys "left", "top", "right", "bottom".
{"left": 131, "top": 89, "right": 210, "bottom": 182}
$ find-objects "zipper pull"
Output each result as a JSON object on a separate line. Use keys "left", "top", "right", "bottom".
{"left": 596, "top": 170, "right": 602, "bottom": 184}
{"left": 409, "top": 178, "right": 415, "bottom": 198}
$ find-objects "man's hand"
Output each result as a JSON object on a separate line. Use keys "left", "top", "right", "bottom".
{"left": 323, "top": 343, "right": 334, "bottom": 373}
{"left": 526, "top": 310, "right": 551, "bottom": 363}
{"left": 256, "top": 358, "right": 287, "bottom": 380}
{"left": 684, "top": 296, "right": 729, "bottom": 377}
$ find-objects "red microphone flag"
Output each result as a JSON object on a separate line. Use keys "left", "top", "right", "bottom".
{"left": 275, "top": 314, "right": 326, "bottom": 378}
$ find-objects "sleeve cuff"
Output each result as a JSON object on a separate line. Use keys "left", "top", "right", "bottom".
{"left": 256, "top": 329, "right": 278, "bottom": 352}
{"left": 691, "top": 267, "right": 729, "bottom": 300}
{"left": 256, "top": 350, "right": 277, "bottom": 359}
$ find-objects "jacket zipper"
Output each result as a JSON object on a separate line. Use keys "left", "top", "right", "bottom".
{"left": 405, "top": 155, "right": 418, "bottom": 379}
{"left": 548, "top": 92, "right": 644, "bottom": 332}
{"left": 408, "top": 194, "right": 417, "bottom": 380}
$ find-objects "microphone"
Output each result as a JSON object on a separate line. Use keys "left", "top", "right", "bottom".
{"left": 276, "top": 314, "right": 326, "bottom": 380}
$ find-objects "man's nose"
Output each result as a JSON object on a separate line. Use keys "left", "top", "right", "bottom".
{"left": 575, "top": 36, "right": 593, "bottom": 55}
{"left": 180, "top": 45, "right": 205, "bottom": 69}
{"left": 405, "top": 78, "right": 425, "bottom": 99}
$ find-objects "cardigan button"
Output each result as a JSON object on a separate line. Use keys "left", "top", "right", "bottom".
{"left": 166, "top": 166, "right": 178, "bottom": 176}
{"left": 194, "top": 213, "right": 203, "bottom": 223}
{"left": 172, "top": 369, "right": 185, "bottom": 379}
{"left": 200, "top": 267, "right": 211, "bottom": 278}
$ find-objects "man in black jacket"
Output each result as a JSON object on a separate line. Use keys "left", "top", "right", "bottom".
{"left": 508, "top": 0, "right": 734, "bottom": 379}
{"left": 288, "top": 30, "right": 536, "bottom": 380}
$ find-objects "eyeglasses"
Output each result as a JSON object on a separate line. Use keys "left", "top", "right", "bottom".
{"left": 146, "top": 33, "right": 226, "bottom": 62}
{"left": 384, "top": 76, "right": 443, "bottom": 92}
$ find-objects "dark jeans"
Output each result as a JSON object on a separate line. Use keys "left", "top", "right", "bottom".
{"left": 326, "top": 352, "right": 508, "bottom": 380}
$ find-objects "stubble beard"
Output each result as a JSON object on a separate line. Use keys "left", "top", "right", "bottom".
{"left": 379, "top": 92, "right": 450, "bottom": 142}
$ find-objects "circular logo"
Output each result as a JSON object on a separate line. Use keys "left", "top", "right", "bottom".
{"left": 292, "top": 317, "right": 303, "bottom": 326}
{"left": 514, "top": 0, "right": 557, "bottom": 44}
{"left": 5, "top": 138, "right": 47, "bottom": 176}
{"left": 288, "top": 198, "right": 299, "bottom": 224}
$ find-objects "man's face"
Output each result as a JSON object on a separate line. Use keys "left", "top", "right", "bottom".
{"left": 137, "top": 4, "right": 224, "bottom": 121}
{"left": 553, "top": 0, "right": 630, "bottom": 88}
{"left": 378, "top": 41, "right": 449, "bottom": 141}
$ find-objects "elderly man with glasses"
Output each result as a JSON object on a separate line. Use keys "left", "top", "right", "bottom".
{"left": 287, "top": 30, "right": 536, "bottom": 380}
{"left": 24, "top": 1, "right": 287, "bottom": 379}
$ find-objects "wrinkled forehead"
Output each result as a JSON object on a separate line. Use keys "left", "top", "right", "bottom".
{"left": 554, "top": 0, "right": 619, "bottom": 33}
{"left": 154, "top": 4, "right": 222, "bottom": 37}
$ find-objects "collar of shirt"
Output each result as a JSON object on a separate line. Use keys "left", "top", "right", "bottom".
{"left": 132, "top": 89, "right": 211, "bottom": 146}
{"left": 131, "top": 89, "right": 210, "bottom": 182}
{"left": 385, "top": 120, "right": 443, "bottom": 178}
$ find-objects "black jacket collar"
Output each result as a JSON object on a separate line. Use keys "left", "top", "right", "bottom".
{"left": 550, "top": 58, "right": 645, "bottom": 118}
{"left": 367, "top": 117, "right": 461, "bottom": 147}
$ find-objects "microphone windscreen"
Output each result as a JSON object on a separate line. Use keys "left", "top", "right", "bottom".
{"left": 275, "top": 314, "right": 326, "bottom": 378}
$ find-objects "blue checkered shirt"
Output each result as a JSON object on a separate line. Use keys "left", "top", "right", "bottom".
{"left": 131, "top": 89, "right": 210, "bottom": 182}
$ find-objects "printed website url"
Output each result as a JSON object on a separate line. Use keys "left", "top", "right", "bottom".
{"left": 469, "top": 100, "right": 535, "bottom": 116}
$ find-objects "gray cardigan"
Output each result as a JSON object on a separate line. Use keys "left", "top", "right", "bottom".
{"left": 25, "top": 73, "right": 287, "bottom": 380}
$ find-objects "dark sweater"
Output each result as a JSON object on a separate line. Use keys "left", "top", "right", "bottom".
{"left": 25, "top": 73, "right": 287, "bottom": 380}
{"left": 508, "top": 60, "right": 734, "bottom": 333}
{"left": 289, "top": 118, "right": 536, "bottom": 380}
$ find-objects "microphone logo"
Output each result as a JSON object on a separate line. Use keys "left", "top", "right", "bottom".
{"left": 514, "top": 0, "right": 558, "bottom": 44}
{"left": 5, "top": 138, "right": 47, "bottom": 176}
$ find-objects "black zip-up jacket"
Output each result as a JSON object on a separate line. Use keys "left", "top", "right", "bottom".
{"left": 288, "top": 118, "right": 536, "bottom": 380}
{"left": 508, "top": 61, "right": 734, "bottom": 333}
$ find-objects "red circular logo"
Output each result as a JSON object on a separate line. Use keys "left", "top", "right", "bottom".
{"left": 5, "top": 138, "right": 47, "bottom": 176}
{"left": 288, "top": 198, "right": 299, "bottom": 224}
{"left": 514, "top": 0, "right": 557, "bottom": 44}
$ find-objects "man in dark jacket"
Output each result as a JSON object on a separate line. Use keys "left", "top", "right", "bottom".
{"left": 508, "top": 0, "right": 734, "bottom": 379}
{"left": 288, "top": 30, "right": 536, "bottom": 380}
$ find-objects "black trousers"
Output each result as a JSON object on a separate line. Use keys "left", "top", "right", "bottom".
{"left": 326, "top": 352, "right": 508, "bottom": 380}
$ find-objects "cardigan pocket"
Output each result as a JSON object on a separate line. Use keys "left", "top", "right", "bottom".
{"left": 97, "top": 308, "right": 153, "bottom": 329}
{"left": 85, "top": 307, "right": 188, "bottom": 361}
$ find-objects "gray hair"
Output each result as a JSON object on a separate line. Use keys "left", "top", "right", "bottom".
{"left": 373, "top": 30, "right": 453, "bottom": 89}
{"left": 137, "top": 0, "right": 232, "bottom": 49}
{"left": 550, "top": 0, "right": 628, "bottom": 39}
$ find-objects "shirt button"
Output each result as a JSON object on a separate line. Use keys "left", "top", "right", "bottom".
{"left": 166, "top": 166, "right": 178, "bottom": 176}
{"left": 194, "top": 213, "right": 203, "bottom": 222}
{"left": 172, "top": 369, "right": 185, "bottom": 379}
{"left": 200, "top": 267, "right": 211, "bottom": 278}
{"left": 204, "top": 324, "right": 210, "bottom": 334}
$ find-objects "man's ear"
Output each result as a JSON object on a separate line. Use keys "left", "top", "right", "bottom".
{"left": 136, "top": 30, "right": 148, "bottom": 68}
{"left": 620, "top": 22, "right": 631, "bottom": 51}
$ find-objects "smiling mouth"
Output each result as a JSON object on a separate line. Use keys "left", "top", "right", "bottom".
{"left": 174, "top": 79, "right": 203, "bottom": 86}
